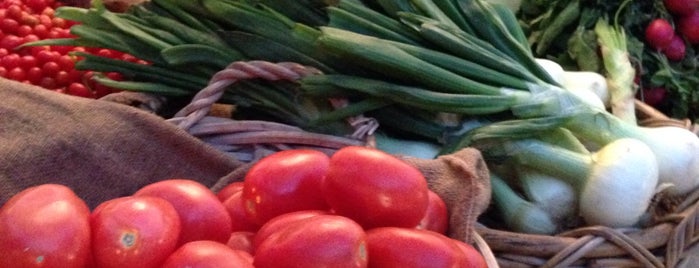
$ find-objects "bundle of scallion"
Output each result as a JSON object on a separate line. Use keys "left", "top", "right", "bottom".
{"left": 36, "top": 0, "right": 699, "bottom": 231}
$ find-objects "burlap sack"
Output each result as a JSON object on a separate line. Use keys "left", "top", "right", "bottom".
{"left": 0, "top": 78, "right": 243, "bottom": 208}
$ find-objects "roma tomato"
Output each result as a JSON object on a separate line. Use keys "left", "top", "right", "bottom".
{"left": 217, "top": 181, "right": 245, "bottom": 202}
{"left": 91, "top": 196, "right": 181, "bottom": 268}
{"left": 253, "top": 214, "right": 368, "bottom": 268}
{"left": 162, "top": 240, "right": 254, "bottom": 268}
{"left": 242, "top": 149, "right": 330, "bottom": 225}
{"left": 453, "top": 240, "right": 489, "bottom": 268}
{"left": 365, "top": 227, "right": 468, "bottom": 268}
{"left": 226, "top": 231, "right": 255, "bottom": 254}
{"left": 252, "top": 210, "right": 330, "bottom": 251}
{"left": 0, "top": 184, "right": 91, "bottom": 268}
{"left": 323, "top": 146, "right": 429, "bottom": 229}
{"left": 222, "top": 191, "right": 260, "bottom": 233}
{"left": 416, "top": 190, "right": 449, "bottom": 234}
{"left": 134, "top": 179, "right": 232, "bottom": 245}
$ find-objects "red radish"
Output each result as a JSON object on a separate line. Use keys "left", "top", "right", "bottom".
{"left": 645, "top": 18, "right": 675, "bottom": 49}
{"left": 661, "top": 35, "right": 686, "bottom": 61}
{"left": 664, "top": 0, "right": 699, "bottom": 16}
{"left": 639, "top": 87, "right": 668, "bottom": 107}
{"left": 678, "top": 10, "right": 699, "bottom": 44}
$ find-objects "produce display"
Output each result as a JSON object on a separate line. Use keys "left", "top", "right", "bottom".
{"left": 0, "top": 146, "right": 489, "bottom": 267}
{"left": 3, "top": 0, "right": 699, "bottom": 267}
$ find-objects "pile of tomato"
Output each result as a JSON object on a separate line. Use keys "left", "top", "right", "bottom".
{"left": 0, "top": 146, "right": 488, "bottom": 268}
{"left": 0, "top": 0, "right": 136, "bottom": 98}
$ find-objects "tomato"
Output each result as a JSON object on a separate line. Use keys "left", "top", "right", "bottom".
{"left": 678, "top": 10, "right": 699, "bottom": 44}
{"left": 453, "top": 240, "right": 489, "bottom": 268}
{"left": 253, "top": 214, "right": 368, "bottom": 268}
{"left": 242, "top": 149, "right": 331, "bottom": 225}
{"left": 91, "top": 196, "right": 181, "bottom": 268}
{"left": 323, "top": 146, "right": 429, "bottom": 229}
{"left": 222, "top": 191, "right": 260, "bottom": 232}
{"left": 365, "top": 227, "right": 468, "bottom": 268}
{"left": 226, "top": 231, "right": 255, "bottom": 254}
{"left": 217, "top": 181, "right": 245, "bottom": 202}
{"left": 0, "top": 184, "right": 91, "bottom": 268}
{"left": 162, "top": 240, "right": 254, "bottom": 268}
{"left": 416, "top": 190, "right": 449, "bottom": 234}
{"left": 252, "top": 210, "right": 330, "bottom": 251}
{"left": 134, "top": 179, "right": 233, "bottom": 245}
{"left": 644, "top": 18, "right": 675, "bottom": 49}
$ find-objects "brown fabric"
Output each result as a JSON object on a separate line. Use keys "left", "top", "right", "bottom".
{"left": 0, "top": 78, "right": 243, "bottom": 208}
{"left": 400, "top": 148, "right": 492, "bottom": 243}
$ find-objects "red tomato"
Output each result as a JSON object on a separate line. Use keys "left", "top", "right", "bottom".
{"left": 134, "top": 179, "right": 233, "bottom": 245}
{"left": 253, "top": 214, "right": 368, "bottom": 268}
{"left": 162, "top": 240, "right": 254, "bottom": 268}
{"left": 365, "top": 227, "right": 468, "bottom": 268}
{"left": 242, "top": 149, "right": 331, "bottom": 225}
{"left": 91, "top": 196, "right": 181, "bottom": 268}
{"left": 453, "top": 240, "right": 489, "bottom": 268}
{"left": 252, "top": 210, "right": 330, "bottom": 251}
{"left": 416, "top": 190, "right": 449, "bottom": 234}
{"left": 222, "top": 191, "right": 260, "bottom": 232}
{"left": 226, "top": 231, "right": 255, "bottom": 254}
{"left": 217, "top": 181, "right": 245, "bottom": 202}
{"left": 323, "top": 146, "right": 429, "bottom": 229}
{"left": 0, "top": 184, "right": 91, "bottom": 268}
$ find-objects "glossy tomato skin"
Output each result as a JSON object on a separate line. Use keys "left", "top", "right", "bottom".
{"left": 217, "top": 181, "right": 245, "bottom": 202}
{"left": 323, "top": 146, "right": 429, "bottom": 229}
{"left": 134, "top": 179, "right": 232, "bottom": 245}
{"left": 253, "top": 214, "right": 368, "bottom": 268}
{"left": 162, "top": 240, "right": 254, "bottom": 268}
{"left": 222, "top": 191, "right": 260, "bottom": 233}
{"left": 365, "top": 227, "right": 468, "bottom": 268}
{"left": 416, "top": 190, "right": 449, "bottom": 234}
{"left": 91, "top": 196, "right": 181, "bottom": 268}
{"left": 453, "top": 240, "right": 489, "bottom": 268}
{"left": 0, "top": 184, "right": 91, "bottom": 268}
{"left": 252, "top": 210, "right": 330, "bottom": 251}
{"left": 242, "top": 149, "right": 331, "bottom": 225}
{"left": 226, "top": 231, "right": 256, "bottom": 254}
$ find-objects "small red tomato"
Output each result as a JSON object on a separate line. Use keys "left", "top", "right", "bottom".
{"left": 365, "top": 227, "right": 468, "bottom": 268}
{"left": 222, "top": 191, "right": 260, "bottom": 232}
{"left": 323, "top": 146, "right": 429, "bottom": 229}
{"left": 453, "top": 240, "right": 489, "bottom": 268}
{"left": 134, "top": 179, "right": 233, "bottom": 245}
{"left": 217, "top": 181, "right": 245, "bottom": 202}
{"left": 416, "top": 190, "right": 449, "bottom": 234}
{"left": 0, "top": 184, "right": 92, "bottom": 268}
{"left": 226, "top": 231, "right": 255, "bottom": 254}
{"left": 242, "top": 149, "right": 331, "bottom": 225}
{"left": 678, "top": 10, "right": 699, "bottom": 44}
{"left": 253, "top": 214, "right": 368, "bottom": 268}
{"left": 645, "top": 18, "right": 675, "bottom": 49}
{"left": 252, "top": 210, "right": 330, "bottom": 251}
{"left": 91, "top": 196, "right": 181, "bottom": 268}
{"left": 162, "top": 240, "right": 254, "bottom": 268}
{"left": 661, "top": 35, "right": 686, "bottom": 61}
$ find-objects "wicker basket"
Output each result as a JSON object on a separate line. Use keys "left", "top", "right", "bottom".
{"left": 474, "top": 101, "right": 699, "bottom": 268}
{"left": 155, "top": 60, "right": 699, "bottom": 268}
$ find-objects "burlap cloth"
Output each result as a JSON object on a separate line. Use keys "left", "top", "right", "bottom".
{"left": 0, "top": 77, "right": 490, "bottom": 243}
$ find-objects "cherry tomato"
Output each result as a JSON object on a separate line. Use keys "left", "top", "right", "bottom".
{"left": 222, "top": 191, "right": 260, "bottom": 233}
{"left": 133, "top": 179, "right": 233, "bottom": 245}
{"left": 252, "top": 210, "right": 330, "bottom": 251}
{"left": 0, "top": 184, "right": 91, "bottom": 268}
{"left": 453, "top": 240, "right": 489, "bottom": 268}
{"left": 323, "top": 146, "right": 429, "bottom": 229}
{"left": 162, "top": 240, "right": 254, "bottom": 268}
{"left": 242, "top": 149, "right": 331, "bottom": 225}
{"left": 253, "top": 214, "right": 368, "bottom": 268}
{"left": 416, "top": 190, "right": 449, "bottom": 234}
{"left": 217, "top": 181, "right": 245, "bottom": 202}
{"left": 91, "top": 196, "right": 181, "bottom": 268}
{"left": 226, "top": 231, "right": 255, "bottom": 254}
{"left": 365, "top": 227, "right": 468, "bottom": 268}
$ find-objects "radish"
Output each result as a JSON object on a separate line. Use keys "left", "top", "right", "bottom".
{"left": 645, "top": 18, "right": 675, "bottom": 50}
{"left": 661, "top": 35, "right": 687, "bottom": 61}
{"left": 664, "top": 0, "right": 699, "bottom": 16}
{"left": 678, "top": 10, "right": 699, "bottom": 45}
